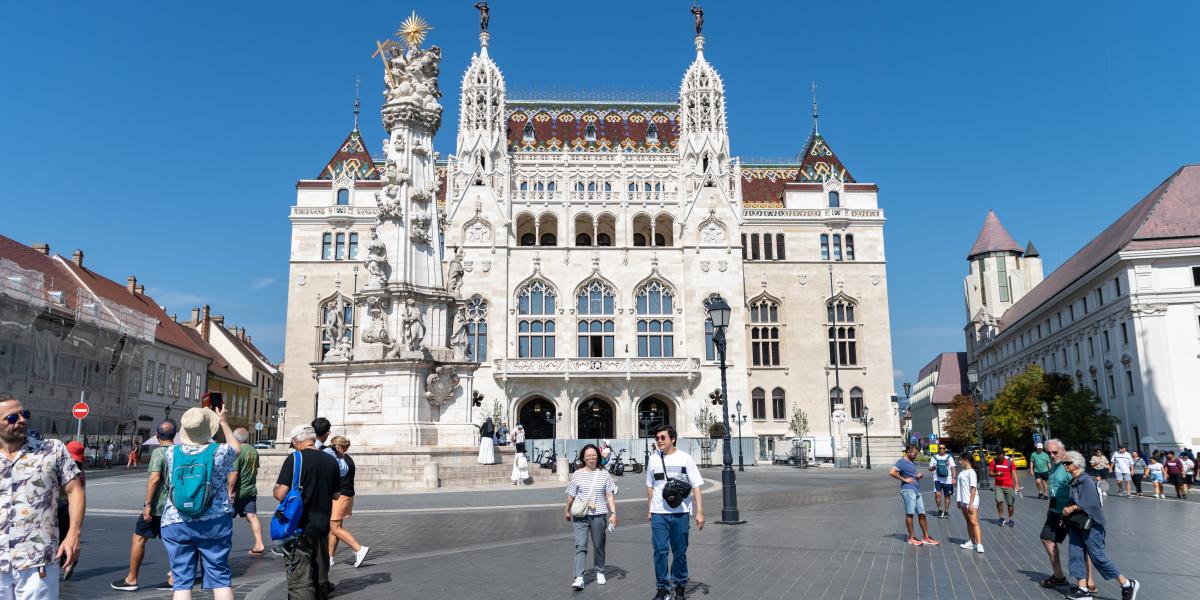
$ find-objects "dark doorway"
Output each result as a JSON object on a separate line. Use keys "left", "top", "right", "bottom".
{"left": 638, "top": 396, "right": 672, "bottom": 438}
{"left": 577, "top": 397, "right": 614, "bottom": 440}
{"left": 517, "top": 397, "right": 556, "bottom": 439}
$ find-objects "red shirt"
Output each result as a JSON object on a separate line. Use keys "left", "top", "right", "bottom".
{"left": 990, "top": 457, "right": 1016, "bottom": 488}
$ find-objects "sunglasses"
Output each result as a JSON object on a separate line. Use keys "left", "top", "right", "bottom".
{"left": 655, "top": 434, "right": 671, "bottom": 441}
{"left": 4, "top": 410, "right": 31, "bottom": 425}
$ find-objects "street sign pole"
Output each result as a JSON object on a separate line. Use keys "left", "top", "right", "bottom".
{"left": 75, "top": 391, "right": 84, "bottom": 442}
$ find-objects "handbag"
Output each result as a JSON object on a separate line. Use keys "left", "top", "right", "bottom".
{"left": 659, "top": 451, "right": 693, "bottom": 508}
{"left": 1063, "top": 508, "right": 1093, "bottom": 532}
{"left": 570, "top": 471, "right": 601, "bottom": 518}
{"left": 270, "top": 451, "right": 305, "bottom": 542}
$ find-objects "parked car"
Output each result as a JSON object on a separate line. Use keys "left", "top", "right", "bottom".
{"left": 253, "top": 441, "right": 274, "bottom": 449}
{"left": 1002, "top": 448, "right": 1028, "bottom": 469}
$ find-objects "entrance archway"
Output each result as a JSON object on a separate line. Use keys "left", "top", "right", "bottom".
{"left": 637, "top": 396, "right": 673, "bottom": 438}
{"left": 577, "top": 397, "right": 614, "bottom": 440}
{"left": 517, "top": 397, "right": 556, "bottom": 439}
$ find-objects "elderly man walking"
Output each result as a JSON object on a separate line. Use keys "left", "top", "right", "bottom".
{"left": 0, "top": 391, "right": 85, "bottom": 600}
{"left": 1038, "top": 439, "right": 1094, "bottom": 591}
{"left": 229, "top": 428, "right": 266, "bottom": 556}
{"left": 275, "top": 425, "right": 341, "bottom": 600}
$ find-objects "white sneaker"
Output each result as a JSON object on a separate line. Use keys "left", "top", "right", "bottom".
{"left": 571, "top": 577, "right": 585, "bottom": 591}
{"left": 975, "top": 543, "right": 985, "bottom": 553}
{"left": 596, "top": 573, "right": 606, "bottom": 585}
{"left": 959, "top": 541, "right": 974, "bottom": 549}
{"left": 353, "top": 545, "right": 369, "bottom": 568}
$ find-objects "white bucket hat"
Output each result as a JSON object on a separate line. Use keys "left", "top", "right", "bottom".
{"left": 179, "top": 407, "right": 218, "bottom": 446}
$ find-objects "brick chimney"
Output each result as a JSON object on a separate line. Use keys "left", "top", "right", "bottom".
{"left": 213, "top": 315, "right": 225, "bottom": 326}
{"left": 71, "top": 249, "right": 84, "bottom": 266}
{"left": 200, "top": 305, "right": 211, "bottom": 340}
{"left": 32, "top": 243, "right": 49, "bottom": 255}
{"left": 238, "top": 327, "right": 246, "bottom": 340}
{"left": 135, "top": 284, "right": 144, "bottom": 295}
{"left": 191, "top": 307, "right": 201, "bottom": 324}
{"left": 126, "top": 276, "right": 137, "bottom": 294}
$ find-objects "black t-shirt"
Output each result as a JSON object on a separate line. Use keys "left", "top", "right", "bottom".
{"left": 275, "top": 448, "right": 340, "bottom": 534}
{"left": 339, "top": 454, "right": 356, "bottom": 497}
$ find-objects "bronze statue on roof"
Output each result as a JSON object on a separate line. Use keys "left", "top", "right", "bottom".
{"left": 475, "top": 1, "right": 490, "bottom": 32}
{"left": 691, "top": 2, "right": 703, "bottom": 35}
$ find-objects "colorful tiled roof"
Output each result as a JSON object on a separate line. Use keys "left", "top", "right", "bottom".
{"left": 967, "top": 210, "right": 1023, "bottom": 259}
{"left": 795, "top": 133, "right": 855, "bottom": 183}
{"left": 998, "top": 165, "right": 1200, "bottom": 331}
{"left": 505, "top": 100, "right": 679, "bottom": 153}
{"left": 318, "top": 130, "right": 378, "bottom": 181}
{"left": 741, "top": 164, "right": 798, "bottom": 208}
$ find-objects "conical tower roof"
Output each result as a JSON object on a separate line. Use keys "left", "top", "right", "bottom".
{"left": 967, "top": 210, "right": 1022, "bottom": 259}
{"left": 1024, "top": 241, "right": 1040, "bottom": 258}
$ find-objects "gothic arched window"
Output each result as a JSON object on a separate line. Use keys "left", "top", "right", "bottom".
{"left": 820, "top": 234, "right": 829, "bottom": 261}
{"left": 636, "top": 281, "right": 674, "bottom": 357}
{"left": 522, "top": 121, "right": 534, "bottom": 141}
{"left": 829, "top": 387, "right": 843, "bottom": 414}
{"left": 828, "top": 191, "right": 840, "bottom": 208}
{"left": 845, "top": 234, "right": 855, "bottom": 261}
{"left": 465, "top": 296, "right": 488, "bottom": 361}
{"left": 750, "top": 298, "right": 781, "bottom": 366}
{"left": 584, "top": 123, "right": 597, "bottom": 141}
{"left": 646, "top": 122, "right": 658, "bottom": 143}
{"left": 850, "top": 387, "right": 865, "bottom": 420}
{"left": 517, "top": 281, "right": 556, "bottom": 358}
{"left": 772, "top": 387, "right": 786, "bottom": 420}
{"left": 827, "top": 298, "right": 859, "bottom": 366}
{"left": 577, "top": 281, "right": 615, "bottom": 358}
{"left": 752, "top": 388, "right": 766, "bottom": 420}
{"left": 336, "top": 189, "right": 349, "bottom": 206}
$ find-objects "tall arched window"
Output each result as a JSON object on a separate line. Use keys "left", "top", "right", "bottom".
{"left": 827, "top": 298, "right": 858, "bottom": 366}
{"left": 336, "top": 189, "right": 349, "bottom": 205}
{"left": 465, "top": 296, "right": 488, "bottom": 361}
{"left": 319, "top": 296, "right": 354, "bottom": 359}
{"left": 517, "top": 281, "right": 556, "bottom": 358}
{"left": 348, "top": 233, "right": 359, "bottom": 260}
{"left": 704, "top": 318, "right": 715, "bottom": 361}
{"left": 335, "top": 233, "right": 346, "bottom": 260}
{"left": 820, "top": 234, "right": 829, "bottom": 260}
{"left": 520, "top": 233, "right": 536, "bottom": 246}
{"left": 776, "top": 234, "right": 786, "bottom": 260}
{"left": 832, "top": 234, "right": 842, "bottom": 261}
{"left": 845, "top": 234, "right": 855, "bottom": 261}
{"left": 750, "top": 298, "right": 781, "bottom": 366}
{"left": 829, "top": 387, "right": 843, "bottom": 414}
{"left": 763, "top": 234, "right": 774, "bottom": 260}
{"left": 772, "top": 387, "right": 786, "bottom": 420}
{"left": 750, "top": 233, "right": 761, "bottom": 260}
{"left": 850, "top": 387, "right": 865, "bottom": 420}
{"left": 636, "top": 281, "right": 674, "bottom": 357}
{"left": 752, "top": 387, "right": 766, "bottom": 420}
{"left": 828, "top": 191, "right": 840, "bottom": 208}
{"left": 577, "top": 281, "right": 615, "bottom": 357}
{"left": 576, "top": 233, "right": 592, "bottom": 246}
{"left": 322, "top": 233, "right": 332, "bottom": 260}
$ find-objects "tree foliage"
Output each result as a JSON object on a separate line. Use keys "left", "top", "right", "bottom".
{"left": 942, "top": 395, "right": 979, "bottom": 444}
{"left": 984, "top": 365, "right": 1045, "bottom": 449}
{"left": 788, "top": 406, "right": 811, "bottom": 438}
{"left": 1042, "top": 373, "right": 1120, "bottom": 451}
{"left": 694, "top": 405, "right": 722, "bottom": 438}
{"left": 975, "top": 366, "right": 1120, "bottom": 451}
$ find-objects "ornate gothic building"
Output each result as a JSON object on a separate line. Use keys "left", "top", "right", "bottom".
{"left": 281, "top": 11, "right": 900, "bottom": 464}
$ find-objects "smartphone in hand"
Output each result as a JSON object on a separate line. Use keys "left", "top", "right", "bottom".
{"left": 202, "top": 392, "right": 224, "bottom": 411}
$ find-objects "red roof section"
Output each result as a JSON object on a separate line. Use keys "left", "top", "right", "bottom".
{"left": 741, "top": 165, "right": 797, "bottom": 207}
{"left": 795, "top": 133, "right": 855, "bottom": 183}
{"left": 505, "top": 101, "right": 679, "bottom": 153}
{"left": 917, "top": 352, "right": 968, "bottom": 405}
{"left": 999, "top": 165, "right": 1200, "bottom": 330}
{"left": 176, "top": 323, "right": 251, "bottom": 385}
{"left": 317, "top": 130, "right": 379, "bottom": 181}
{"left": 0, "top": 235, "right": 85, "bottom": 309}
{"left": 967, "top": 210, "right": 1023, "bottom": 259}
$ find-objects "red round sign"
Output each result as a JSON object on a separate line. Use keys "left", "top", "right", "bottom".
{"left": 72, "top": 402, "right": 89, "bottom": 420}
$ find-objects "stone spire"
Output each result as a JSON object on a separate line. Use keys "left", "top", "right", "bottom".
{"left": 678, "top": 8, "right": 729, "bottom": 192}
{"left": 455, "top": 3, "right": 507, "bottom": 188}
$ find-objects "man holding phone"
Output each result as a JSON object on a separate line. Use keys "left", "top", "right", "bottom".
{"left": 890, "top": 444, "right": 938, "bottom": 546}
{"left": 645, "top": 426, "right": 703, "bottom": 600}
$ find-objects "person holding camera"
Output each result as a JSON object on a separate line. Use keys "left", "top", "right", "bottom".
{"left": 564, "top": 444, "right": 617, "bottom": 591}
{"left": 1059, "top": 450, "right": 1139, "bottom": 600}
{"left": 645, "top": 426, "right": 704, "bottom": 600}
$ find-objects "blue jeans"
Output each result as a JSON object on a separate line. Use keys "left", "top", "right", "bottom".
{"left": 161, "top": 516, "right": 233, "bottom": 590}
{"left": 651, "top": 512, "right": 690, "bottom": 590}
{"left": 900, "top": 489, "right": 925, "bottom": 515}
{"left": 1067, "top": 524, "right": 1121, "bottom": 582}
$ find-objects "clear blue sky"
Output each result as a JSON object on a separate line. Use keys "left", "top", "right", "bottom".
{"left": 3, "top": 1, "right": 1198, "bottom": 396}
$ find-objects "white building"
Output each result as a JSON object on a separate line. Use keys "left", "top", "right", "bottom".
{"left": 907, "top": 352, "right": 967, "bottom": 443}
{"left": 965, "top": 165, "right": 1200, "bottom": 451}
{"left": 281, "top": 9, "right": 900, "bottom": 463}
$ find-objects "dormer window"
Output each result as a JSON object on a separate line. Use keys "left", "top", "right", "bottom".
{"left": 522, "top": 121, "right": 535, "bottom": 141}
{"left": 584, "top": 123, "right": 597, "bottom": 141}
{"left": 828, "top": 191, "right": 840, "bottom": 208}
{"left": 646, "top": 123, "right": 658, "bottom": 143}
{"left": 336, "top": 189, "right": 349, "bottom": 206}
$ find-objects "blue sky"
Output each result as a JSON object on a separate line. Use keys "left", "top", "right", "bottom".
{"left": 2, "top": 1, "right": 1198, "bottom": 396}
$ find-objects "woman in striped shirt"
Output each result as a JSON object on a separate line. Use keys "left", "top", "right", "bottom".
{"left": 564, "top": 444, "right": 618, "bottom": 591}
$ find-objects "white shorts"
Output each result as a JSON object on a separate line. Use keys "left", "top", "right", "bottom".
{"left": 1114, "top": 471, "right": 1131, "bottom": 482}
{"left": 0, "top": 563, "right": 60, "bottom": 600}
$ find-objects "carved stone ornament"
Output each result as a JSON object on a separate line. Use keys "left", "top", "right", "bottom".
{"left": 464, "top": 219, "right": 492, "bottom": 244}
{"left": 871, "top": 275, "right": 881, "bottom": 286}
{"left": 700, "top": 261, "right": 710, "bottom": 272}
{"left": 381, "top": 38, "right": 444, "bottom": 130}
{"left": 364, "top": 228, "right": 390, "bottom": 288}
{"left": 798, "top": 273, "right": 808, "bottom": 286}
{"left": 1130, "top": 303, "right": 1168, "bottom": 317}
{"left": 718, "top": 260, "right": 728, "bottom": 272}
{"left": 360, "top": 296, "right": 393, "bottom": 352}
{"left": 481, "top": 261, "right": 492, "bottom": 272}
{"left": 463, "top": 261, "right": 473, "bottom": 272}
{"left": 401, "top": 298, "right": 427, "bottom": 351}
{"left": 445, "top": 247, "right": 465, "bottom": 296}
{"left": 348, "top": 384, "right": 383, "bottom": 414}
{"left": 700, "top": 220, "right": 726, "bottom": 244}
{"left": 425, "top": 365, "right": 460, "bottom": 407}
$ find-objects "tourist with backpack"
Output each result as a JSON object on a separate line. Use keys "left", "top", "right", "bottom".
{"left": 928, "top": 445, "right": 955, "bottom": 519}
{"left": 160, "top": 405, "right": 240, "bottom": 600}
{"left": 273, "top": 425, "right": 341, "bottom": 600}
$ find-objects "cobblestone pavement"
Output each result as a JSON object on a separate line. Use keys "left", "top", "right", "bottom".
{"left": 69, "top": 467, "right": 1195, "bottom": 600}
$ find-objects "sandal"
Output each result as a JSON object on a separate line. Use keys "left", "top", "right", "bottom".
{"left": 247, "top": 549, "right": 265, "bottom": 556}
{"left": 1039, "top": 576, "right": 1067, "bottom": 588}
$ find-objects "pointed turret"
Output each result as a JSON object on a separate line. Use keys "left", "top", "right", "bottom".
{"left": 317, "top": 130, "right": 378, "bottom": 181}
{"left": 678, "top": 28, "right": 730, "bottom": 189}
{"left": 795, "top": 132, "right": 855, "bottom": 183}
{"left": 454, "top": 22, "right": 507, "bottom": 188}
{"left": 1024, "top": 240, "right": 1040, "bottom": 257}
{"left": 967, "top": 210, "right": 1022, "bottom": 260}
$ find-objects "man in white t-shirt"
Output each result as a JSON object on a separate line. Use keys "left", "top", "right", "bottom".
{"left": 645, "top": 426, "right": 704, "bottom": 600}
{"left": 928, "top": 446, "right": 956, "bottom": 519}
{"left": 1109, "top": 446, "right": 1133, "bottom": 497}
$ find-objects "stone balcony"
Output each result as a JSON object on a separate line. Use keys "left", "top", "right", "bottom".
{"left": 492, "top": 356, "right": 701, "bottom": 381}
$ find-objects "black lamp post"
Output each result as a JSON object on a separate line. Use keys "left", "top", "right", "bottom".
{"left": 857, "top": 406, "right": 874, "bottom": 469}
{"left": 705, "top": 294, "right": 744, "bottom": 525}
{"left": 735, "top": 400, "right": 746, "bottom": 472}
{"left": 966, "top": 368, "right": 990, "bottom": 490}
{"left": 640, "top": 410, "right": 658, "bottom": 470}
{"left": 545, "top": 410, "right": 562, "bottom": 458}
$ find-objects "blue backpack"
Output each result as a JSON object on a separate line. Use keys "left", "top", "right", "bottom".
{"left": 170, "top": 444, "right": 218, "bottom": 519}
{"left": 270, "top": 451, "right": 305, "bottom": 542}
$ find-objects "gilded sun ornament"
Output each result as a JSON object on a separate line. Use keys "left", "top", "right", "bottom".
{"left": 397, "top": 12, "right": 432, "bottom": 49}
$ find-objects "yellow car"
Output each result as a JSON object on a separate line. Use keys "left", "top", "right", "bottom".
{"left": 1008, "top": 451, "right": 1028, "bottom": 469}
{"left": 971, "top": 448, "right": 993, "bottom": 464}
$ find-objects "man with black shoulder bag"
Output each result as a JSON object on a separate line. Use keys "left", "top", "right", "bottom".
{"left": 645, "top": 426, "right": 704, "bottom": 600}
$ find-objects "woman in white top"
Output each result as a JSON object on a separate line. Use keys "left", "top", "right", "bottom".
{"left": 563, "top": 444, "right": 617, "bottom": 591}
{"left": 955, "top": 453, "right": 983, "bottom": 553}
{"left": 1146, "top": 456, "right": 1166, "bottom": 498}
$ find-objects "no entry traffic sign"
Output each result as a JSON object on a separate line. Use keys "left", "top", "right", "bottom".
{"left": 72, "top": 402, "right": 89, "bottom": 420}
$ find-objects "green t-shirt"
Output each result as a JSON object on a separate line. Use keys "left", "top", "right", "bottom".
{"left": 1047, "top": 462, "right": 1072, "bottom": 514}
{"left": 232, "top": 445, "right": 259, "bottom": 499}
{"left": 1031, "top": 450, "right": 1052, "bottom": 473}
{"left": 148, "top": 447, "right": 169, "bottom": 516}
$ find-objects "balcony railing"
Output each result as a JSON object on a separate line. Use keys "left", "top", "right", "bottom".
{"left": 492, "top": 356, "right": 701, "bottom": 380}
{"left": 742, "top": 207, "right": 883, "bottom": 219}
{"left": 290, "top": 206, "right": 380, "bottom": 217}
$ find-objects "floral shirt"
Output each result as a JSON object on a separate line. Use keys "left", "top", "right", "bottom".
{"left": 160, "top": 443, "right": 236, "bottom": 527}
{"left": 0, "top": 437, "right": 82, "bottom": 572}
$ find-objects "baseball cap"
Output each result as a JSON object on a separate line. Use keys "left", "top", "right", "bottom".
{"left": 66, "top": 441, "right": 86, "bottom": 463}
{"left": 1035, "top": 442, "right": 1043, "bottom": 449}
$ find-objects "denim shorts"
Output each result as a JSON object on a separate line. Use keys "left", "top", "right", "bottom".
{"left": 900, "top": 489, "right": 925, "bottom": 515}
{"left": 161, "top": 516, "right": 233, "bottom": 590}
{"left": 934, "top": 481, "right": 954, "bottom": 496}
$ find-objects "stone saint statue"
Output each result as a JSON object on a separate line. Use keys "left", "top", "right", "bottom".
{"left": 691, "top": 2, "right": 703, "bottom": 35}
{"left": 450, "top": 306, "right": 469, "bottom": 360}
{"left": 475, "top": 1, "right": 489, "bottom": 32}
{"left": 446, "top": 247, "right": 465, "bottom": 296}
{"left": 401, "top": 298, "right": 426, "bottom": 351}
{"left": 364, "top": 229, "right": 389, "bottom": 287}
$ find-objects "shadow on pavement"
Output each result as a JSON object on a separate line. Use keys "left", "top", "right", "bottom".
{"left": 331, "top": 572, "right": 392, "bottom": 596}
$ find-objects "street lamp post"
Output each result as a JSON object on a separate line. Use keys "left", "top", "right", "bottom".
{"left": 966, "top": 368, "right": 990, "bottom": 489}
{"left": 856, "top": 406, "right": 874, "bottom": 469}
{"left": 639, "top": 410, "right": 658, "bottom": 471}
{"left": 545, "top": 411, "right": 563, "bottom": 459}
{"left": 735, "top": 400, "right": 746, "bottom": 472}
{"left": 704, "top": 294, "right": 744, "bottom": 525}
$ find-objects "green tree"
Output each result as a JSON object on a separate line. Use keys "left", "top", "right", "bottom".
{"left": 1043, "top": 373, "right": 1119, "bottom": 450}
{"left": 694, "top": 405, "right": 722, "bottom": 438}
{"left": 984, "top": 365, "right": 1044, "bottom": 449}
{"left": 941, "top": 395, "right": 980, "bottom": 444}
{"left": 788, "top": 406, "right": 811, "bottom": 438}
